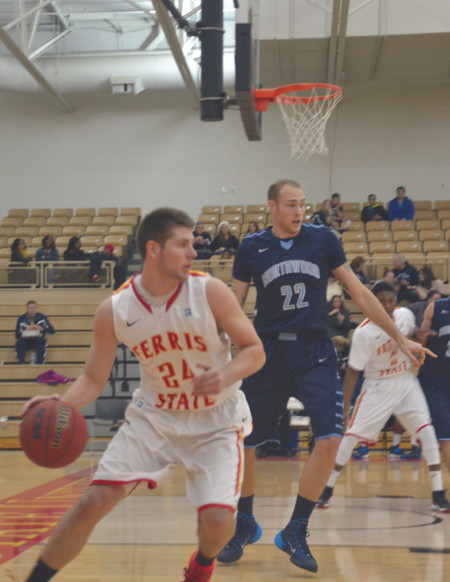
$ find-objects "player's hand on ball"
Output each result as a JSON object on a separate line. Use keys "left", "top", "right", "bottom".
{"left": 193, "top": 363, "right": 224, "bottom": 396}
{"left": 20, "top": 393, "right": 61, "bottom": 418}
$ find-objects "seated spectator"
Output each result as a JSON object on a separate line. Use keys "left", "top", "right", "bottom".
{"left": 350, "top": 256, "right": 371, "bottom": 288}
{"left": 392, "top": 253, "right": 420, "bottom": 303}
{"left": 416, "top": 266, "right": 447, "bottom": 298}
{"left": 15, "top": 300, "right": 55, "bottom": 364}
{"left": 330, "top": 335, "right": 351, "bottom": 376}
{"left": 312, "top": 199, "right": 333, "bottom": 229}
{"left": 10, "top": 238, "right": 32, "bottom": 265}
{"left": 211, "top": 221, "right": 239, "bottom": 259}
{"left": 35, "top": 235, "right": 59, "bottom": 262}
{"left": 361, "top": 194, "right": 388, "bottom": 223}
{"left": 388, "top": 186, "right": 415, "bottom": 221}
{"left": 329, "top": 192, "right": 352, "bottom": 233}
{"left": 344, "top": 256, "right": 371, "bottom": 299}
{"left": 35, "top": 235, "right": 59, "bottom": 285}
{"left": 90, "top": 244, "right": 127, "bottom": 289}
{"left": 63, "top": 236, "right": 89, "bottom": 261}
{"left": 407, "top": 289, "right": 442, "bottom": 328}
{"left": 245, "top": 221, "right": 261, "bottom": 235}
{"left": 192, "top": 221, "right": 212, "bottom": 259}
{"left": 327, "top": 295, "right": 358, "bottom": 339}
{"left": 9, "top": 238, "right": 33, "bottom": 284}
{"left": 326, "top": 275, "right": 344, "bottom": 302}
{"left": 374, "top": 268, "right": 395, "bottom": 287}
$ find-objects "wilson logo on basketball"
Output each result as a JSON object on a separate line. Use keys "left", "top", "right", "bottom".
{"left": 32, "top": 406, "right": 46, "bottom": 439}
{"left": 51, "top": 406, "right": 72, "bottom": 449}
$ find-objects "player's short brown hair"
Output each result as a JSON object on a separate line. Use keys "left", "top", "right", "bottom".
{"left": 136, "top": 207, "right": 194, "bottom": 259}
{"left": 268, "top": 179, "right": 302, "bottom": 202}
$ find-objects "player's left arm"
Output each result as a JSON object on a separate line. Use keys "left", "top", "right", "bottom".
{"left": 333, "top": 263, "right": 435, "bottom": 365}
{"left": 192, "top": 277, "right": 265, "bottom": 396}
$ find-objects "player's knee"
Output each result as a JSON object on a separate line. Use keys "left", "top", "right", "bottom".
{"left": 315, "top": 435, "right": 341, "bottom": 457}
{"left": 199, "top": 507, "right": 235, "bottom": 541}
{"left": 74, "top": 486, "right": 124, "bottom": 523}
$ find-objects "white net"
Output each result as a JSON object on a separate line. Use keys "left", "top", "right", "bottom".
{"left": 275, "top": 85, "right": 342, "bottom": 160}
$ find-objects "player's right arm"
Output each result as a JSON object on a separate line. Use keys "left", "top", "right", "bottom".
{"left": 20, "top": 298, "right": 118, "bottom": 416}
{"left": 231, "top": 277, "right": 250, "bottom": 307}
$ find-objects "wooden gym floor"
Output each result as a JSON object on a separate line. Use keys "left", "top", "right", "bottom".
{"left": 1, "top": 450, "right": 449, "bottom": 581}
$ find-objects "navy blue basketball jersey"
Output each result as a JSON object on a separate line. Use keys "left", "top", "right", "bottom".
{"left": 419, "top": 297, "right": 450, "bottom": 391}
{"left": 233, "top": 224, "right": 347, "bottom": 335}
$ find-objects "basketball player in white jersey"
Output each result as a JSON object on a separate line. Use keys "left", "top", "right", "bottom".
{"left": 316, "top": 281, "right": 449, "bottom": 513}
{"left": 16, "top": 208, "right": 265, "bottom": 582}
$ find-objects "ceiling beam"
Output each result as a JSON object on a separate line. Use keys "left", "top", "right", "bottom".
{"left": 334, "top": 0, "right": 350, "bottom": 86}
{"left": 327, "top": 0, "right": 340, "bottom": 84}
{"left": 150, "top": 0, "right": 199, "bottom": 103}
{"left": 0, "top": 25, "right": 73, "bottom": 112}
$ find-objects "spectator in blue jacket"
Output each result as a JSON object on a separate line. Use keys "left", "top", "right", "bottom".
{"left": 15, "top": 300, "right": 55, "bottom": 364}
{"left": 388, "top": 186, "right": 415, "bottom": 221}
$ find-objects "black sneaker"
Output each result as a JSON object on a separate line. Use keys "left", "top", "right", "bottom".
{"left": 316, "top": 485, "right": 334, "bottom": 509}
{"left": 274, "top": 519, "right": 318, "bottom": 572}
{"left": 431, "top": 490, "right": 450, "bottom": 513}
{"left": 216, "top": 512, "right": 262, "bottom": 563}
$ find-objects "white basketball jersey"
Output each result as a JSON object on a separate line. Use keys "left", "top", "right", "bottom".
{"left": 349, "top": 307, "right": 416, "bottom": 380}
{"left": 111, "top": 272, "right": 240, "bottom": 411}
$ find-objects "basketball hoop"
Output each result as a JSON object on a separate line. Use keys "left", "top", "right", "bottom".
{"left": 253, "top": 83, "right": 342, "bottom": 160}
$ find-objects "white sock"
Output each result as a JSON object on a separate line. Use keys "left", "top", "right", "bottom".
{"left": 392, "top": 433, "right": 402, "bottom": 447}
{"left": 429, "top": 470, "right": 443, "bottom": 492}
{"left": 326, "top": 469, "right": 341, "bottom": 488}
{"left": 335, "top": 435, "right": 360, "bottom": 467}
{"left": 418, "top": 424, "right": 441, "bottom": 466}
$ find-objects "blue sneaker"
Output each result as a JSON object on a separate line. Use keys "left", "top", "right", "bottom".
{"left": 401, "top": 445, "right": 422, "bottom": 461}
{"left": 274, "top": 519, "right": 318, "bottom": 572}
{"left": 389, "top": 445, "right": 403, "bottom": 460}
{"left": 353, "top": 445, "right": 369, "bottom": 460}
{"left": 216, "top": 512, "right": 262, "bottom": 563}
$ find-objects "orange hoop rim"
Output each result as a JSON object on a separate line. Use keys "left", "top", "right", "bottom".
{"left": 253, "top": 83, "right": 342, "bottom": 112}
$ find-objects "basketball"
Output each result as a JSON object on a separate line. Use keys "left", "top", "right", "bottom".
{"left": 19, "top": 400, "right": 88, "bottom": 468}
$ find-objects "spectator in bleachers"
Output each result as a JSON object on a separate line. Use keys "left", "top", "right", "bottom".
{"left": 35, "top": 234, "right": 59, "bottom": 285}
{"left": 327, "top": 295, "right": 358, "bottom": 339}
{"left": 192, "top": 221, "right": 212, "bottom": 259}
{"left": 388, "top": 186, "right": 415, "bottom": 221}
{"left": 10, "top": 238, "right": 32, "bottom": 265}
{"left": 245, "top": 221, "right": 261, "bottom": 235}
{"left": 326, "top": 275, "right": 344, "bottom": 301}
{"left": 90, "top": 244, "right": 127, "bottom": 289}
{"left": 374, "top": 269, "right": 395, "bottom": 287}
{"left": 408, "top": 289, "right": 443, "bottom": 328}
{"left": 312, "top": 199, "right": 333, "bottom": 229}
{"left": 15, "top": 300, "right": 55, "bottom": 364}
{"left": 211, "top": 221, "right": 239, "bottom": 259}
{"left": 416, "top": 266, "right": 447, "bottom": 298}
{"left": 392, "top": 253, "right": 420, "bottom": 303}
{"left": 63, "top": 236, "right": 88, "bottom": 261}
{"left": 35, "top": 235, "right": 59, "bottom": 262}
{"left": 329, "top": 192, "right": 352, "bottom": 233}
{"left": 330, "top": 335, "right": 351, "bottom": 376}
{"left": 350, "top": 256, "right": 371, "bottom": 289}
{"left": 344, "top": 256, "right": 372, "bottom": 299}
{"left": 361, "top": 194, "right": 388, "bottom": 223}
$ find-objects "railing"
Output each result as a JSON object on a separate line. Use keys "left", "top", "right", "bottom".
{"left": 0, "top": 260, "right": 115, "bottom": 289}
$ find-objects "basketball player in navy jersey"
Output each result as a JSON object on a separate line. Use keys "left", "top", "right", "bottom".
{"left": 217, "top": 179, "right": 434, "bottom": 573}
{"left": 418, "top": 297, "right": 450, "bottom": 472}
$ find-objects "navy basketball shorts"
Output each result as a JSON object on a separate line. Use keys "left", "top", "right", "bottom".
{"left": 241, "top": 334, "right": 343, "bottom": 447}
{"left": 420, "top": 378, "right": 450, "bottom": 440}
